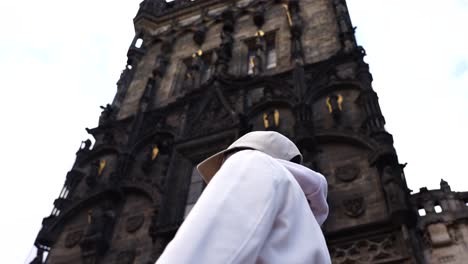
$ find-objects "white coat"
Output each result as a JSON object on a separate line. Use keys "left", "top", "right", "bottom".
{"left": 156, "top": 149, "right": 331, "bottom": 263}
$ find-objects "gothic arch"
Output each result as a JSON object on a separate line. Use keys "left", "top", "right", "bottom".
{"left": 314, "top": 130, "right": 377, "bottom": 151}
{"left": 47, "top": 186, "right": 158, "bottom": 233}
{"left": 306, "top": 81, "right": 362, "bottom": 104}
{"left": 77, "top": 146, "right": 121, "bottom": 167}
{"left": 247, "top": 100, "right": 293, "bottom": 118}
{"left": 131, "top": 130, "right": 175, "bottom": 155}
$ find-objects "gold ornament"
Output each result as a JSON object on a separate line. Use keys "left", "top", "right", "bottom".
{"left": 151, "top": 146, "right": 160, "bottom": 161}
{"left": 98, "top": 160, "right": 106, "bottom": 176}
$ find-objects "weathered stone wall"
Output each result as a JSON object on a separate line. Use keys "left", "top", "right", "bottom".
{"left": 412, "top": 182, "right": 468, "bottom": 264}
{"left": 117, "top": 0, "right": 340, "bottom": 120}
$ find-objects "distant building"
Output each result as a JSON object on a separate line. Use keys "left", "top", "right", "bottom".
{"left": 30, "top": 0, "right": 468, "bottom": 263}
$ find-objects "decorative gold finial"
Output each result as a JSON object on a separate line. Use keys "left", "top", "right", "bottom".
{"left": 263, "top": 109, "right": 280, "bottom": 129}
{"left": 326, "top": 94, "right": 344, "bottom": 113}
{"left": 151, "top": 146, "right": 160, "bottom": 161}
{"left": 263, "top": 113, "right": 270, "bottom": 128}
{"left": 337, "top": 95, "right": 343, "bottom": 110}
{"left": 192, "top": 49, "right": 203, "bottom": 58}
{"left": 273, "top": 109, "right": 280, "bottom": 127}
{"left": 326, "top": 97, "right": 333, "bottom": 113}
{"left": 98, "top": 160, "right": 106, "bottom": 176}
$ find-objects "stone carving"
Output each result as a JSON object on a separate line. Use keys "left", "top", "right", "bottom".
{"left": 184, "top": 50, "right": 204, "bottom": 90}
{"left": 143, "top": 37, "right": 174, "bottom": 102}
{"left": 99, "top": 104, "right": 115, "bottom": 126}
{"left": 65, "top": 230, "right": 84, "bottom": 248}
{"left": 330, "top": 235, "right": 400, "bottom": 263}
{"left": 440, "top": 179, "right": 451, "bottom": 193}
{"left": 250, "top": 31, "right": 266, "bottom": 75}
{"left": 142, "top": 144, "right": 159, "bottom": 173}
{"left": 333, "top": 0, "right": 356, "bottom": 52}
{"left": 126, "top": 214, "right": 145, "bottom": 233}
{"left": 216, "top": 9, "right": 236, "bottom": 74}
{"left": 381, "top": 165, "right": 409, "bottom": 215}
{"left": 80, "top": 203, "right": 116, "bottom": 258}
{"left": 438, "top": 255, "right": 456, "bottom": 263}
{"left": 140, "top": 78, "right": 155, "bottom": 111}
{"left": 137, "top": 0, "right": 166, "bottom": 16}
{"left": 193, "top": 24, "right": 207, "bottom": 47}
{"left": 335, "top": 165, "right": 359, "bottom": 182}
{"left": 288, "top": 0, "right": 304, "bottom": 63}
{"left": 117, "top": 65, "right": 133, "bottom": 88}
{"left": 334, "top": 0, "right": 352, "bottom": 34}
{"left": 326, "top": 94, "right": 344, "bottom": 122}
{"left": 188, "top": 96, "right": 234, "bottom": 137}
{"left": 77, "top": 139, "right": 92, "bottom": 155}
{"left": 342, "top": 196, "right": 365, "bottom": 218}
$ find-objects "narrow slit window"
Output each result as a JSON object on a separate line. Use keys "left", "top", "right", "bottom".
{"left": 266, "top": 44, "right": 277, "bottom": 69}
{"left": 135, "top": 38, "right": 143, "bottom": 48}
{"left": 245, "top": 31, "right": 277, "bottom": 75}
{"left": 418, "top": 208, "right": 426, "bottom": 216}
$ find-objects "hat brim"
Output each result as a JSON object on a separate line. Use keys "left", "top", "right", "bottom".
{"left": 196, "top": 149, "right": 229, "bottom": 183}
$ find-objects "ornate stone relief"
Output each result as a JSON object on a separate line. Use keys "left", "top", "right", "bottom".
{"left": 188, "top": 96, "right": 234, "bottom": 137}
{"left": 77, "top": 139, "right": 92, "bottom": 155}
{"left": 126, "top": 214, "right": 145, "bottom": 233}
{"left": 65, "top": 230, "right": 84, "bottom": 248}
{"left": 326, "top": 94, "right": 344, "bottom": 123}
{"left": 99, "top": 104, "right": 116, "bottom": 127}
{"left": 342, "top": 196, "right": 365, "bottom": 218}
{"left": 335, "top": 165, "right": 360, "bottom": 183}
{"left": 330, "top": 235, "right": 401, "bottom": 263}
{"left": 438, "top": 255, "right": 456, "bottom": 263}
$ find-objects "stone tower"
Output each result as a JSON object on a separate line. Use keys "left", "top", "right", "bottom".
{"left": 31, "top": 0, "right": 430, "bottom": 263}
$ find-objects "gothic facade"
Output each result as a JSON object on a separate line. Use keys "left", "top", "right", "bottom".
{"left": 30, "top": 0, "right": 468, "bottom": 263}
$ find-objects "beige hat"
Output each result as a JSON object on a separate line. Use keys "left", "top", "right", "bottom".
{"left": 197, "top": 131, "right": 303, "bottom": 183}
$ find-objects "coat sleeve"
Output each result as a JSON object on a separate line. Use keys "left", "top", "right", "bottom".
{"left": 156, "top": 150, "right": 287, "bottom": 264}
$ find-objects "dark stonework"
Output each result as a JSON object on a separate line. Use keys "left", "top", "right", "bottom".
{"left": 342, "top": 195, "right": 365, "bottom": 218}
{"left": 126, "top": 214, "right": 145, "bottom": 233}
{"left": 31, "top": 1, "right": 467, "bottom": 264}
{"left": 335, "top": 165, "right": 359, "bottom": 182}
{"left": 65, "top": 230, "right": 84, "bottom": 248}
{"left": 29, "top": 248, "right": 44, "bottom": 264}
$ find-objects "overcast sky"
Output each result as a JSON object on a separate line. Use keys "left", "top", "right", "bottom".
{"left": 0, "top": 0, "right": 466, "bottom": 263}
